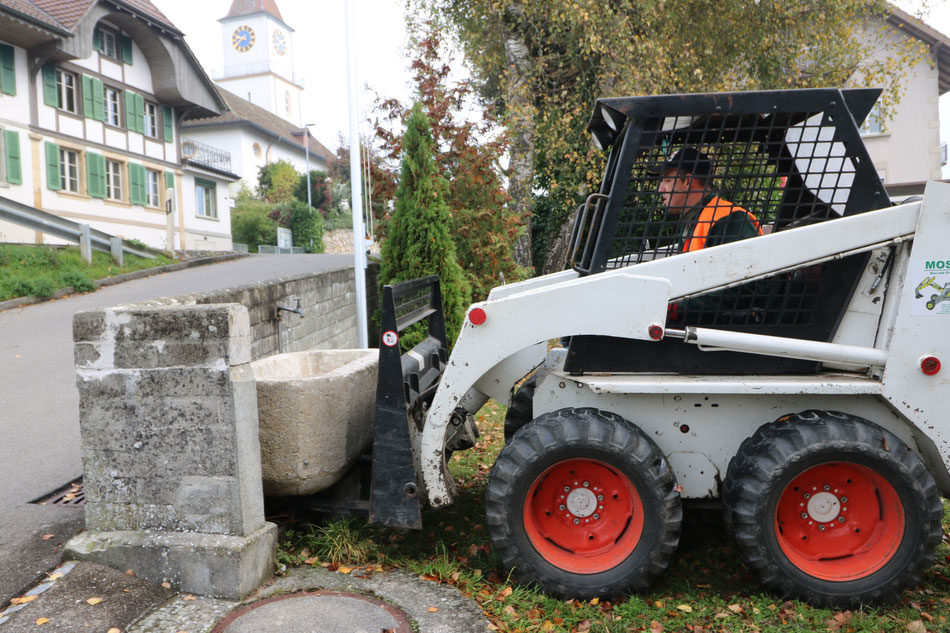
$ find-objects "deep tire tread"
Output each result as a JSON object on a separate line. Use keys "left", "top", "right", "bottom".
{"left": 723, "top": 410, "right": 943, "bottom": 607}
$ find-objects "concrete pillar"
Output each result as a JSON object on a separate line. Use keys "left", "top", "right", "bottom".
{"left": 79, "top": 223, "right": 92, "bottom": 264}
{"left": 65, "top": 304, "right": 276, "bottom": 599}
{"left": 110, "top": 237, "right": 123, "bottom": 267}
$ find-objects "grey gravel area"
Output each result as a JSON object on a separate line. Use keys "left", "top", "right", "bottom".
{"left": 129, "top": 565, "right": 491, "bottom": 633}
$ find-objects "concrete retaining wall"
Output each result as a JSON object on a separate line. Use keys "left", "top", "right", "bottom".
{"left": 65, "top": 262, "right": 379, "bottom": 599}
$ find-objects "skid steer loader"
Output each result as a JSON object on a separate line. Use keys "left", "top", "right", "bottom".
{"left": 368, "top": 88, "right": 949, "bottom": 607}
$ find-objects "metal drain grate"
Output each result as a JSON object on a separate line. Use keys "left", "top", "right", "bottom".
{"left": 31, "top": 478, "right": 85, "bottom": 507}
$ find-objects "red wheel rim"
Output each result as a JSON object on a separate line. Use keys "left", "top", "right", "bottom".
{"left": 774, "top": 462, "right": 904, "bottom": 581}
{"left": 523, "top": 459, "right": 644, "bottom": 574}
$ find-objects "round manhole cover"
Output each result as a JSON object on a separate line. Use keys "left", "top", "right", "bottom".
{"left": 211, "top": 591, "right": 413, "bottom": 633}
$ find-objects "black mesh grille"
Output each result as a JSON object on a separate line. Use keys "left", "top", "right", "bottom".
{"left": 571, "top": 90, "right": 887, "bottom": 331}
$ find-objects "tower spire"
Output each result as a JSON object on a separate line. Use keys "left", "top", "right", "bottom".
{"left": 224, "top": 0, "right": 284, "bottom": 23}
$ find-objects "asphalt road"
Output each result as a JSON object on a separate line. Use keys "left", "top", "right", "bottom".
{"left": 0, "top": 253, "right": 355, "bottom": 603}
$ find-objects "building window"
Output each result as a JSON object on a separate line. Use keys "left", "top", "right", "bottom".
{"left": 56, "top": 69, "right": 77, "bottom": 113}
{"left": 145, "top": 168, "right": 160, "bottom": 206}
{"left": 105, "top": 87, "right": 121, "bottom": 126}
{"left": 285, "top": 91, "right": 291, "bottom": 115}
{"left": 106, "top": 159, "right": 122, "bottom": 200}
{"left": 101, "top": 30, "right": 118, "bottom": 60}
{"left": 196, "top": 179, "right": 217, "bottom": 218}
{"left": 860, "top": 104, "right": 883, "bottom": 136}
{"left": 144, "top": 102, "right": 158, "bottom": 138}
{"left": 252, "top": 143, "right": 262, "bottom": 158}
{"left": 59, "top": 148, "right": 79, "bottom": 192}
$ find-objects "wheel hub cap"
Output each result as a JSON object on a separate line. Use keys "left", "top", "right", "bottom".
{"left": 566, "top": 488, "right": 597, "bottom": 517}
{"left": 806, "top": 492, "right": 841, "bottom": 522}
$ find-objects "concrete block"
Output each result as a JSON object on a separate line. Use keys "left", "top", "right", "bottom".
{"left": 73, "top": 310, "right": 107, "bottom": 341}
{"left": 64, "top": 522, "right": 278, "bottom": 599}
{"left": 251, "top": 349, "right": 378, "bottom": 495}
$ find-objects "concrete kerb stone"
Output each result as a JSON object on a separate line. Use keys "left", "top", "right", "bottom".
{"left": 127, "top": 566, "right": 491, "bottom": 633}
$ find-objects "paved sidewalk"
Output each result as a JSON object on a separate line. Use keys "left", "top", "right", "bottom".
{"left": 0, "top": 561, "right": 491, "bottom": 633}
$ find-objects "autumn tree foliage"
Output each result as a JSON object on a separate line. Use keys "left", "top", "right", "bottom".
{"left": 380, "top": 103, "right": 471, "bottom": 345}
{"left": 424, "top": 0, "right": 928, "bottom": 272}
{"left": 374, "top": 23, "right": 529, "bottom": 301}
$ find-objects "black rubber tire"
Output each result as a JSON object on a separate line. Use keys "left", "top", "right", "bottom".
{"left": 503, "top": 376, "right": 536, "bottom": 442}
{"left": 486, "top": 408, "right": 682, "bottom": 599}
{"left": 926, "top": 301, "right": 935, "bottom": 310}
{"left": 722, "top": 410, "right": 943, "bottom": 607}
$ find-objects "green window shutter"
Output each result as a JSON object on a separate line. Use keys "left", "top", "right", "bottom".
{"left": 81, "top": 75, "right": 95, "bottom": 118}
{"left": 92, "top": 78, "right": 105, "bottom": 122}
{"left": 135, "top": 94, "right": 145, "bottom": 133}
{"left": 45, "top": 141, "right": 60, "bottom": 190}
{"left": 121, "top": 35, "right": 133, "bottom": 64}
{"left": 161, "top": 105, "right": 173, "bottom": 143}
{"left": 86, "top": 152, "right": 103, "bottom": 198}
{"left": 5, "top": 130, "right": 21, "bottom": 184}
{"left": 129, "top": 163, "right": 145, "bottom": 205}
{"left": 125, "top": 91, "right": 141, "bottom": 132}
{"left": 0, "top": 44, "right": 15, "bottom": 96}
{"left": 164, "top": 171, "right": 175, "bottom": 192}
{"left": 42, "top": 62, "right": 57, "bottom": 107}
{"left": 93, "top": 27, "right": 103, "bottom": 53}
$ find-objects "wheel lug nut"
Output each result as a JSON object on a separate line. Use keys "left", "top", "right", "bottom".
{"left": 823, "top": 484, "right": 830, "bottom": 491}
{"left": 838, "top": 516, "right": 846, "bottom": 523}
{"left": 840, "top": 496, "right": 848, "bottom": 503}
{"left": 583, "top": 481, "right": 590, "bottom": 488}
{"left": 573, "top": 518, "right": 580, "bottom": 525}
{"left": 564, "top": 486, "right": 571, "bottom": 492}
{"left": 597, "top": 495, "right": 604, "bottom": 501}
{"left": 803, "top": 493, "right": 811, "bottom": 499}
{"left": 818, "top": 524, "right": 826, "bottom": 532}
{"left": 559, "top": 505, "right": 566, "bottom": 511}
{"left": 801, "top": 512, "right": 808, "bottom": 519}
{"left": 593, "top": 513, "right": 600, "bottom": 520}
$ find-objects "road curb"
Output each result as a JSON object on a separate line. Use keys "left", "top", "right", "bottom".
{"left": 0, "top": 252, "right": 249, "bottom": 313}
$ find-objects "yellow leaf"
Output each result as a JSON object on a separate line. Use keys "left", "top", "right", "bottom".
{"left": 589, "top": 597, "right": 599, "bottom": 606}
{"left": 541, "top": 622, "right": 554, "bottom": 632}
{"left": 86, "top": 597, "right": 105, "bottom": 605}
{"left": 125, "top": 569, "right": 135, "bottom": 576}
{"left": 654, "top": 601, "right": 663, "bottom": 608}
{"left": 428, "top": 606, "right": 439, "bottom": 613}
{"left": 161, "top": 582, "right": 172, "bottom": 589}
{"left": 336, "top": 566, "right": 352, "bottom": 574}
{"left": 47, "top": 572, "right": 63, "bottom": 581}
{"left": 677, "top": 604, "right": 693, "bottom": 613}
{"left": 183, "top": 594, "right": 197, "bottom": 601}
{"left": 728, "top": 604, "right": 743, "bottom": 613}
{"left": 35, "top": 618, "right": 49, "bottom": 625}
{"left": 303, "top": 557, "right": 319, "bottom": 565}
{"left": 10, "top": 595, "right": 38, "bottom": 605}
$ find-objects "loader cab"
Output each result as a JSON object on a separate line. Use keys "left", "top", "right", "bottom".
{"left": 565, "top": 88, "right": 891, "bottom": 375}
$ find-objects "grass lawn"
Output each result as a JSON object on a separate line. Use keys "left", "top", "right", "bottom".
{"left": 0, "top": 244, "right": 174, "bottom": 302}
{"left": 274, "top": 402, "right": 950, "bottom": 633}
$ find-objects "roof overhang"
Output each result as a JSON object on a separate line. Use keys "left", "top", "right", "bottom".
{"left": 887, "top": 6, "right": 950, "bottom": 95}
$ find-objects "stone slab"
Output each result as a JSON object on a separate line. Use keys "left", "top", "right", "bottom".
{"left": 63, "top": 522, "right": 277, "bottom": 600}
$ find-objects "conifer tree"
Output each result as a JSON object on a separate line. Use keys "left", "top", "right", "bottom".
{"left": 380, "top": 102, "right": 471, "bottom": 345}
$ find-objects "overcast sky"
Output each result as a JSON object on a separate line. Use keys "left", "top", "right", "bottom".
{"left": 152, "top": 0, "right": 950, "bottom": 169}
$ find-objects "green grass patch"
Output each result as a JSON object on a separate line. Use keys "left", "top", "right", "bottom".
{"left": 274, "top": 401, "right": 950, "bottom": 633}
{"left": 0, "top": 244, "right": 174, "bottom": 301}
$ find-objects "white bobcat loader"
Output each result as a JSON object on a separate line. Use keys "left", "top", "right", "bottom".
{"left": 363, "top": 89, "right": 948, "bottom": 607}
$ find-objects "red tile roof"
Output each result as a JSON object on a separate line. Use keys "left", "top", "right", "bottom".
{"left": 224, "top": 0, "right": 283, "bottom": 23}
{"left": 183, "top": 84, "right": 334, "bottom": 161}
{"left": 0, "top": 0, "right": 69, "bottom": 31}
{"left": 27, "top": 0, "right": 94, "bottom": 29}
{"left": 4, "top": 0, "right": 176, "bottom": 31}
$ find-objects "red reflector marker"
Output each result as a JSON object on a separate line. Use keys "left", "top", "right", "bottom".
{"left": 648, "top": 324, "right": 664, "bottom": 340}
{"left": 920, "top": 356, "right": 941, "bottom": 376}
{"left": 469, "top": 307, "right": 487, "bottom": 326}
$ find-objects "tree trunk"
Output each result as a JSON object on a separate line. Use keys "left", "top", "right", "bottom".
{"left": 541, "top": 203, "right": 580, "bottom": 274}
{"left": 503, "top": 4, "right": 536, "bottom": 270}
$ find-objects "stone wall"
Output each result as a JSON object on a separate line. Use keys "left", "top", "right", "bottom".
{"left": 65, "top": 262, "right": 379, "bottom": 599}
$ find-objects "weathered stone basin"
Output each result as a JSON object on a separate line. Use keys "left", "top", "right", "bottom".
{"left": 251, "top": 349, "right": 378, "bottom": 496}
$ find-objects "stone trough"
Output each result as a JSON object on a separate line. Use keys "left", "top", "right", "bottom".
{"left": 251, "top": 349, "right": 378, "bottom": 496}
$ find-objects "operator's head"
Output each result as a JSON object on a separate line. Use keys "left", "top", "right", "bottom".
{"left": 652, "top": 147, "right": 713, "bottom": 214}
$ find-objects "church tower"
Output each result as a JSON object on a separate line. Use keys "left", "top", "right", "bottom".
{"left": 218, "top": 0, "right": 302, "bottom": 124}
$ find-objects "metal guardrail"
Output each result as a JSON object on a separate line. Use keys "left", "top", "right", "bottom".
{"left": 258, "top": 245, "right": 306, "bottom": 254}
{"left": 181, "top": 137, "right": 233, "bottom": 174}
{"left": 232, "top": 243, "right": 249, "bottom": 253}
{"left": 0, "top": 194, "right": 158, "bottom": 259}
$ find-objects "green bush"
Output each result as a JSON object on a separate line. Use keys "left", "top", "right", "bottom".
{"left": 270, "top": 200, "right": 326, "bottom": 254}
{"left": 231, "top": 198, "right": 278, "bottom": 253}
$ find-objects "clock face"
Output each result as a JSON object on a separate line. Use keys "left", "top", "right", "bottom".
{"left": 232, "top": 25, "right": 255, "bottom": 52}
{"left": 273, "top": 29, "right": 287, "bottom": 55}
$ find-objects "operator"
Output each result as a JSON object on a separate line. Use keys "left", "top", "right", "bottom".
{"left": 652, "top": 147, "right": 765, "bottom": 324}
{"left": 653, "top": 146, "right": 762, "bottom": 252}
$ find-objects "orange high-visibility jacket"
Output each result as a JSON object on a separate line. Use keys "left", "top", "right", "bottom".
{"left": 682, "top": 196, "right": 762, "bottom": 252}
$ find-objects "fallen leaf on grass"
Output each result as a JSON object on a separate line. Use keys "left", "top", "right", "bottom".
{"left": 496, "top": 586, "right": 513, "bottom": 601}
{"left": 303, "top": 557, "right": 319, "bottom": 565}
{"left": 677, "top": 604, "right": 693, "bottom": 613}
{"left": 906, "top": 622, "right": 928, "bottom": 633}
{"left": 575, "top": 620, "right": 591, "bottom": 632}
{"left": 504, "top": 605, "right": 518, "bottom": 617}
{"left": 86, "top": 597, "right": 105, "bottom": 606}
{"left": 655, "top": 600, "right": 664, "bottom": 608}
{"left": 41, "top": 535, "right": 55, "bottom": 541}
{"left": 486, "top": 624, "right": 500, "bottom": 631}
{"left": 541, "top": 622, "right": 554, "bottom": 632}
{"left": 727, "top": 604, "right": 743, "bottom": 613}
{"left": 922, "top": 612, "right": 934, "bottom": 622}
{"left": 714, "top": 611, "right": 732, "bottom": 619}
{"left": 650, "top": 621, "right": 664, "bottom": 633}
{"left": 10, "top": 595, "right": 38, "bottom": 605}
{"left": 427, "top": 606, "right": 439, "bottom": 613}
